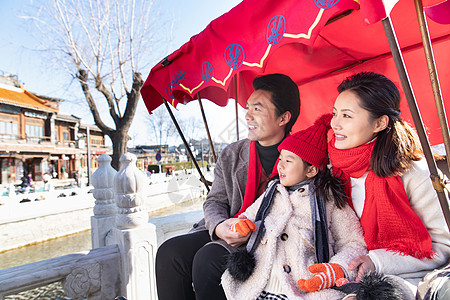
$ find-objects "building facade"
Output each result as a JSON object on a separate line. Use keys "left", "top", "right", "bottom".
{"left": 0, "top": 73, "right": 110, "bottom": 185}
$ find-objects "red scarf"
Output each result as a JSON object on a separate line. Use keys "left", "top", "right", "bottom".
{"left": 234, "top": 141, "right": 278, "bottom": 217}
{"left": 328, "top": 136, "right": 433, "bottom": 259}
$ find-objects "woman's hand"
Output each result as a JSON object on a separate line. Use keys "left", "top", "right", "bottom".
{"left": 348, "top": 255, "right": 375, "bottom": 282}
{"left": 215, "top": 218, "right": 251, "bottom": 247}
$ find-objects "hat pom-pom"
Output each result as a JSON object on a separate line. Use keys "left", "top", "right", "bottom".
{"left": 226, "top": 250, "right": 256, "bottom": 281}
{"left": 314, "top": 113, "right": 333, "bottom": 130}
{"left": 357, "top": 272, "right": 409, "bottom": 300}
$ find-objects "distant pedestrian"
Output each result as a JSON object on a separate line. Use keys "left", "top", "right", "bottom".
{"left": 20, "top": 175, "right": 29, "bottom": 188}
{"left": 61, "top": 166, "right": 67, "bottom": 179}
{"left": 52, "top": 166, "right": 58, "bottom": 178}
{"left": 19, "top": 173, "right": 31, "bottom": 193}
{"left": 43, "top": 173, "right": 51, "bottom": 191}
{"left": 27, "top": 174, "right": 32, "bottom": 187}
{"left": 74, "top": 171, "right": 80, "bottom": 187}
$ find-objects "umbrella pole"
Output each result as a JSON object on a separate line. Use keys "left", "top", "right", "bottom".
{"left": 234, "top": 74, "right": 239, "bottom": 141}
{"left": 161, "top": 95, "right": 210, "bottom": 192}
{"left": 197, "top": 93, "right": 217, "bottom": 163}
{"left": 382, "top": 17, "right": 450, "bottom": 230}
{"left": 414, "top": 0, "right": 450, "bottom": 173}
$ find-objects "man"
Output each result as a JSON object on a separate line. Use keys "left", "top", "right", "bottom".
{"left": 156, "top": 73, "right": 301, "bottom": 300}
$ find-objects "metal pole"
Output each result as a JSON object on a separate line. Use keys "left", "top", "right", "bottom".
{"left": 382, "top": 17, "right": 450, "bottom": 230}
{"left": 86, "top": 125, "right": 91, "bottom": 186}
{"left": 197, "top": 93, "right": 217, "bottom": 162}
{"left": 234, "top": 74, "right": 239, "bottom": 141}
{"left": 201, "top": 142, "right": 204, "bottom": 168}
{"left": 414, "top": 0, "right": 450, "bottom": 173}
{"left": 161, "top": 95, "right": 210, "bottom": 192}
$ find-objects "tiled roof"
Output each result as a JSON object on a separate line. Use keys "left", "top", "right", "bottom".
{"left": 0, "top": 84, "right": 58, "bottom": 112}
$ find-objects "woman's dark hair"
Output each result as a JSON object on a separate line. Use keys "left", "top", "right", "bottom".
{"left": 337, "top": 72, "right": 422, "bottom": 177}
{"left": 303, "top": 160, "right": 347, "bottom": 209}
{"left": 253, "top": 74, "right": 301, "bottom": 134}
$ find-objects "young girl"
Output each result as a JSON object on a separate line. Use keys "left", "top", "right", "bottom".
{"left": 221, "top": 114, "right": 367, "bottom": 300}
{"left": 328, "top": 72, "right": 450, "bottom": 296}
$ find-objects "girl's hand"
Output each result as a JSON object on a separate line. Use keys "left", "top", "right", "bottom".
{"left": 348, "top": 255, "right": 375, "bottom": 282}
{"left": 231, "top": 218, "right": 256, "bottom": 236}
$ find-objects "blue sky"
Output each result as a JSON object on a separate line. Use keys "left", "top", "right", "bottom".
{"left": 0, "top": 0, "right": 245, "bottom": 145}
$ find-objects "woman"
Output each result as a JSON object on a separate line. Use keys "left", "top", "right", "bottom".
{"left": 328, "top": 72, "right": 450, "bottom": 296}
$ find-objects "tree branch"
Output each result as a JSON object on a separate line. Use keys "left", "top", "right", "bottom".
{"left": 94, "top": 75, "right": 122, "bottom": 124}
{"left": 76, "top": 69, "right": 113, "bottom": 136}
{"left": 122, "top": 71, "right": 144, "bottom": 131}
{"left": 129, "top": 0, "right": 136, "bottom": 71}
{"left": 55, "top": 0, "right": 94, "bottom": 75}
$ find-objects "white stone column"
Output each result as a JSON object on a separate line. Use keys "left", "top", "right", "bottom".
{"left": 111, "top": 153, "right": 158, "bottom": 300}
{"left": 91, "top": 154, "right": 118, "bottom": 248}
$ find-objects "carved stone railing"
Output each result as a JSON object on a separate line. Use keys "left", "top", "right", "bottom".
{"left": 91, "top": 154, "right": 117, "bottom": 248}
{"left": 114, "top": 153, "right": 149, "bottom": 228}
{"left": 108, "top": 153, "right": 159, "bottom": 300}
{"left": 0, "top": 153, "right": 204, "bottom": 300}
{"left": 0, "top": 245, "right": 121, "bottom": 300}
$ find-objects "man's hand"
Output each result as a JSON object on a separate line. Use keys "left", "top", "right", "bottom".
{"left": 215, "top": 218, "right": 251, "bottom": 247}
{"left": 348, "top": 255, "right": 375, "bottom": 282}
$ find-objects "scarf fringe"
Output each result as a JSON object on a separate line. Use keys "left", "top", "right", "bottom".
{"left": 385, "top": 246, "right": 436, "bottom": 259}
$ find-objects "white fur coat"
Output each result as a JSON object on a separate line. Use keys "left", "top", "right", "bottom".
{"left": 221, "top": 183, "right": 367, "bottom": 300}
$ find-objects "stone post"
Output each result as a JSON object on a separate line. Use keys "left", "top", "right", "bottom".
{"left": 91, "top": 154, "right": 118, "bottom": 248}
{"left": 111, "top": 153, "right": 158, "bottom": 300}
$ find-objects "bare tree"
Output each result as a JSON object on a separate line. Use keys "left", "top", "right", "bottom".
{"left": 145, "top": 107, "right": 177, "bottom": 151}
{"left": 26, "top": 0, "right": 170, "bottom": 170}
{"left": 179, "top": 116, "right": 205, "bottom": 143}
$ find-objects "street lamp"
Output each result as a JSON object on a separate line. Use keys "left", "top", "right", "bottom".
{"left": 86, "top": 126, "right": 92, "bottom": 186}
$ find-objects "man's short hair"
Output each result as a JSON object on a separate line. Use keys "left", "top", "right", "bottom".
{"left": 252, "top": 74, "right": 300, "bottom": 134}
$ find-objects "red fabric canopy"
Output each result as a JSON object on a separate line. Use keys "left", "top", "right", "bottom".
{"left": 425, "top": 0, "right": 450, "bottom": 24}
{"left": 141, "top": 0, "right": 450, "bottom": 145}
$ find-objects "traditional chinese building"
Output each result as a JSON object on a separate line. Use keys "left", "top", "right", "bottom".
{"left": 0, "top": 72, "right": 110, "bottom": 185}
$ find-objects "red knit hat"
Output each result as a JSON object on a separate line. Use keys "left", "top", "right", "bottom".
{"left": 278, "top": 113, "right": 333, "bottom": 171}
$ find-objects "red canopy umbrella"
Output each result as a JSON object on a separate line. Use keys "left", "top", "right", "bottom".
{"left": 424, "top": 0, "right": 450, "bottom": 24}
{"left": 142, "top": 0, "right": 358, "bottom": 110}
{"left": 141, "top": 0, "right": 449, "bottom": 145}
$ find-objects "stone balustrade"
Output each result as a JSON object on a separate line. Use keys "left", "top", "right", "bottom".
{"left": 91, "top": 154, "right": 117, "bottom": 249}
{"left": 0, "top": 245, "right": 121, "bottom": 300}
{"left": 0, "top": 153, "right": 204, "bottom": 300}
